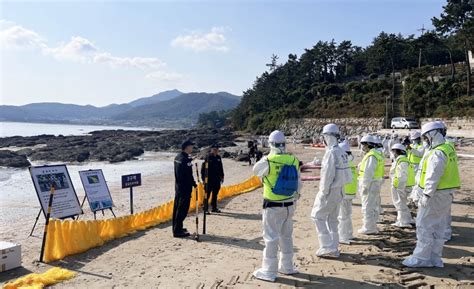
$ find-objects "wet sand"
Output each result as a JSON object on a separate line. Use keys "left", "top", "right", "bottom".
{"left": 1, "top": 145, "right": 473, "bottom": 288}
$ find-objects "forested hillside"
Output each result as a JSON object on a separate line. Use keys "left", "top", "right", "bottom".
{"left": 230, "top": 0, "right": 474, "bottom": 133}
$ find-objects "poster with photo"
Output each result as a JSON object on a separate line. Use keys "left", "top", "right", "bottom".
{"left": 79, "top": 169, "right": 114, "bottom": 212}
{"left": 29, "top": 165, "right": 83, "bottom": 219}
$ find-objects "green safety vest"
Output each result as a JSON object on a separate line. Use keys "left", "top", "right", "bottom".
{"left": 263, "top": 154, "right": 300, "bottom": 201}
{"left": 344, "top": 159, "right": 358, "bottom": 195}
{"left": 419, "top": 143, "right": 461, "bottom": 190}
{"left": 359, "top": 149, "right": 384, "bottom": 180}
{"left": 393, "top": 156, "right": 415, "bottom": 188}
{"left": 407, "top": 143, "right": 423, "bottom": 165}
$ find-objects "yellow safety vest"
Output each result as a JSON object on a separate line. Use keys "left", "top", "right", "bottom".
{"left": 419, "top": 143, "right": 461, "bottom": 190}
{"left": 407, "top": 143, "right": 423, "bottom": 165}
{"left": 344, "top": 159, "right": 357, "bottom": 195}
{"left": 359, "top": 149, "right": 384, "bottom": 180}
{"left": 393, "top": 156, "right": 415, "bottom": 188}
{"left": 263, "top": 154, "right": 299, "bottom": 201}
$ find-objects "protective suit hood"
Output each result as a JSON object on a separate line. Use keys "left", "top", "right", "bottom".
{"left": 426, "top": 130, "right": 445, "bottom": 149}
{"left": 323, "top": 134, "right": 339, "bottom": 148}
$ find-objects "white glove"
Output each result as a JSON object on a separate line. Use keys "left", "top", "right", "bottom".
{"left": 419, "top": 194, "right": 430, "bottom": 208}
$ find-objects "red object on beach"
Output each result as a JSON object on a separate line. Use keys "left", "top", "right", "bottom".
{"left": 301, "top": 175, "right": 321, "bottom": 181}
{"left": 300, "top": 164, "right": 321, "bottom": 171}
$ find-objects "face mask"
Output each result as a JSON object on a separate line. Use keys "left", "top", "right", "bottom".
{"left": 422, "top": 141, "right": 429, "bottom": 149}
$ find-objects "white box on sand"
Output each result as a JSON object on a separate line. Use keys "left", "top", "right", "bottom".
{"left": 0, "top": 241, "right": 21, "bottom": 272}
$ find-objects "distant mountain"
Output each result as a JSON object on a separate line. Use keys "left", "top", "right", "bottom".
{"left": 0, "top": 102, "right": 132, "bottom": 122}
{"left": 128, "top": 89, "right": 183, "bottom": 107}
{"left": 0, "top": 90, "right": 241, "bottom": 127}
{"left": 113, "top": 92, "right": 241, "bottom": 121}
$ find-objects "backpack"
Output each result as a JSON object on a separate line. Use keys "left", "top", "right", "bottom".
{"left": 270, "top": 158, "right": 299, "bottom": 196}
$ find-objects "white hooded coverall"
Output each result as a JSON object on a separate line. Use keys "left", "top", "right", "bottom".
{"left": 358, "top": 150, "right": 384, "bottom": 234}
{"left": 311, "top": 136, "right": 351, "bottom": 256}
{"left": 338, "top": 156, "right": 356, "bottom": 244}
{"left": 403, "top": 135, "right": 455, "bottom": 268}
{"left": 390, "top": 156, "right": 414, "bottom": 227}
{"left": 252, "top": 149, "right": 302, "bottom": 281}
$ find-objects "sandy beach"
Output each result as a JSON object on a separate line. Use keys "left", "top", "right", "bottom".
{"left": 1, "top": 144, "right": 473, "bottom": 288}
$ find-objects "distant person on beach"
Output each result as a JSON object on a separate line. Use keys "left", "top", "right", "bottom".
{"left": 311, "top": 124, "right": 351, "bottom": 257}
{"left": 201, "top": 143, "right": 225, "bottom": 213}
{"left": 252, "top": 130, "right": 301, "bottom": 282}
{"left": 389, "top": 144, "right": 415, "bottom": 228}
{"left": 338, "top": 141, "right": 358, "bottom": 244}
{"left": 358, "top": 134, "right": 384, "bottom": 235}
{"left": 172, "top": 140, "right": 197, "bottom": 238}
{"left": 403, "top": 121, "right": 460, "bottom": 268}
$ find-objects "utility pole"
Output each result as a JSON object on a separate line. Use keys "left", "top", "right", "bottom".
{"left": 417, "top": 24, "right": 426, "bottom": 68}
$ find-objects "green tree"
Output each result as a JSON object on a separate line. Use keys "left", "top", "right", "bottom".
{"left": 432, "top": 0, "right": 474, "bottom": 95}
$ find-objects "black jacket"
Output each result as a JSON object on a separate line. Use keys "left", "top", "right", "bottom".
{"left": 201, "top": 154, "right": 224, "bottom": 185}
{"left": 174, "top": 152, "right": 196, "bottom": 188}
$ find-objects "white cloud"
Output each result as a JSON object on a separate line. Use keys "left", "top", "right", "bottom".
{"left": 94, "top": 53, "right": 165, "bottom": 69}
{"left": 146, "top": 70, "right": 183, "bottom": 82}
{"left": 171, "top": 27, "right": 230, "bottom": 52}
{"left": 0, "top": 24, "right": 47, "bottom": 50}
{"left": 45, "top": 36, "right": 99, "bottom": 62}
{"left": 0, "top": 20, "right": 166, "bottom": 70}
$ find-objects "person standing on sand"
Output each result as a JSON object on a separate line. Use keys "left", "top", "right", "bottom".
{"left": 403, "top": 121, "right": 460, "bottom": 268}
{"left": 338, "top": 141, "right": 357, "bottom": 245}
{"left": 389, "top": 144, "right": 415, "bottom": 228}
{"left": 252, "top": 130, "right": 301, "bottom": 282}
{"left": 172, "top": 140, "right": 197, "bottom": 238}
{"left": 311, "top": 124, "right": 351, "bottom": 257}
{"left": 357, "top": 134, "right": 384, "bottom": 235}
{"left": 201, "top": 143, "right": 225, "bottom": 213}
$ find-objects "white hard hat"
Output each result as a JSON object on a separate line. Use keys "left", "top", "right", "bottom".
{"left": 421, "top": 121, "right": 445, "bottom": 136}
{"left": 338, "top": 141, "right": 351, "bottom": 152}
{"left": 360, "top": 134, "right": 375, "bottom": 144}
{"left": 268, "top": 130, "right": 286, "bottom": 143}
{"left": 391, "top": 143, "right": 406, "bottom": 152}
{"left": 373, "top": 136, "right": 382, "bottom": 144}
{"left": 322, "top": 123, "right": 340, "bottom": 135}
{"left": 410, "top": 131, "right": 421, "bottom": 140}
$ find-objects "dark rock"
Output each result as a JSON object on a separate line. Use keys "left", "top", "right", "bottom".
{"left": 0, "top": 150, "right": 31, "bottom": 168}
{"left": 0, "top": 128, "right": 239, "bottom": 167}
{"left": 235, "top": 153, "right": 250, "bottom": 162}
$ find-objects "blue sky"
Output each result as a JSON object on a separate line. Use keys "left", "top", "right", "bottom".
{"left": 1, "top": 0, "right": 445, "bottom": 106}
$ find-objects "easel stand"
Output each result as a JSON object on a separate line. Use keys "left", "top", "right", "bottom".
{"left": 78, "top": 195, "right": 117, "bottom": 220}
{"left": 39, "top": 185, "right": 55, "bottom": 263}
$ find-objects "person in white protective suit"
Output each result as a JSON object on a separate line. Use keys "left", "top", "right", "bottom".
{"left": 338, "top": 141, "right": 358, "bottom": 244}
{"left": 252, "top": 130, "right": 301, "bottom": 282}
{"left": 382, "top": 135, "right": 391, "bottom": 158}
{"left": 374, "top": 135, "right": 386, "bottom": 219}
{"left": 388, "top": 133, "right": 400, "bottom": 161}
{"left": 357, "top": 134, "right": 385, "bottom": 235}
{"left": 389, "top": 144, "right": 415, "bottom": 227}
{"left": 311, "top": 124, "right": 351, "bottom": 257}
{"left": 407, "top": 131, "right": 425, "bottom": 203}
{"left": 402, "top": 121, "right": 460, "bottom": 268}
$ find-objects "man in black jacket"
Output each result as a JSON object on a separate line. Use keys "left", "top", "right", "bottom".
{"left": 201, "top": 143, "right": 225, "bottom": 213}
{"left": 173, "top": 140, "right": 197, "bottom": 238}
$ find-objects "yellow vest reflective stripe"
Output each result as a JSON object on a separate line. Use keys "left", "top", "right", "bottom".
{"left": 393, "top": 156, "right": 415, "bottom": 188}
{"left": 419, "top": 143, "right": 461, "bottom": 190}
{"left": 344, "top": 159, "right": 357, "bottom": 195}
{"left": 359, "top": 149, "right": 384, "bottom": 179}
{"left": 407, "top": 143, "right": 423, "bottom": 165}
{"left": 263, "top": 154, "right": 299, "bottom": 201}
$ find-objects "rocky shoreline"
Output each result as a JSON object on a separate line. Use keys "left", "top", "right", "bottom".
{"left": 0, "top": 129, "right": 240, "bottom": 168}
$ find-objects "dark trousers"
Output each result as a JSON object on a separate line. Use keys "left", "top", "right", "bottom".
{"left": 172, "top": 184, "right": 192, "bottom": 234}
{"left": 204, "top": 182, "right": 221, "bottom": 211}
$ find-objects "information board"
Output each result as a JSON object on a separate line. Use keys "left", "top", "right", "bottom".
{"left": 29, "top": 165, "right": 83, "bottom": 219}
{"left": 79, "top": 169, "right": 114, "bottom": 212}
